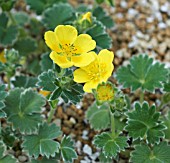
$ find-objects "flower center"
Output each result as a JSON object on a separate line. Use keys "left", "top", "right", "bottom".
{"left": 58, "top": 44, "right": 79, "bottom": 61}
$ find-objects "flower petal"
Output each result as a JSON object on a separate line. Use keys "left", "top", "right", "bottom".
{"left": 72, "top": 51, "right": 95, "bottom": 67}
{"left": 73, "top": 69, "right": 90, "bottom": 83}
{"left": 83, "top": 80, "right": 100, "bottom": 93}
{"left": 98, "top": 49, "right": 114, "bottom": 63}
{"left": 73, "top": 34, "right": 96, "bottom": 53}
{"left": 50, "top": 51, "right": 73, "bottom": 68}
{"left": 54, "top": 25, "right": 77, "bottom": 45}
{"left": 44, "top": 31, "right": 61, "bottom": 52}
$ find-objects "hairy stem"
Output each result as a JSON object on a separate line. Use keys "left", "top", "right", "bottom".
{"left": 47, "top": 108, "right": 56, "bottom": 123}
{"left": 7, "top": 75, "right": 11, "bottom": 90}
{"left": 109, "top": 107, "right": 115, "bottom": 137}
{"left": 140, "top": 90, "right": 144, "bottom": 103}
{"left": 7, "top": 12, "right": 16, "bottom": 25}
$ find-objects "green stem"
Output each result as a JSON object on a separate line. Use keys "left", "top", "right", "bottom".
{"left": 109, "top": 107, "right": 115, "bottom": 137}
{"left": 7, "top": 12, "right": 16, "bottom": 25}
{"left": 47, "top": 108, "right": 56, "bottom": 123}
{"left": 47, "top": 100, "right": 59, "bottom": 123}
{"left": 7, "top": 75, "right": 11, "bottom": 90}
{"left": 140, "top": 90, "right": 144, "bottom": 104}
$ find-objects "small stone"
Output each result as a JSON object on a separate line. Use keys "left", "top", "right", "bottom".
{"left": 53, "top": 119, "right": 61, "bottom": 127}
{"left": 18, "top": 155, "right": 27, "bottom": 162}
{"left": 90, "top": 152, "right": 100, "bottom": 160}
{"left": 69, "top": 117, "right": 76, "bottom": 124}
{"left": 158, "top": 22, "right": 167, "bottom": 29}
{"left": 83, "top": 144, "right": 92, "bottom": 156}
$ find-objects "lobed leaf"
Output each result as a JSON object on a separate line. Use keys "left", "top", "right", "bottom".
{"left": 12, "top": 75, "right": 38, "bottom": 88}
{"left": 4, "top": 88, "right": 46, "bottom": 133}
{"left": 42, "top": 3, "right": 74, "bottom": 29}
{"left": 40, "top": 53, "right": 53, "bottom": 72}
{"left": 0, "top": 84, "right": 8, "bottom": 117}
{"left": 125, "top": 102, "right": 166, "bottom": 144}
{"left": 131, "top": 142, "right": 170, "bottom": 163}
{"left": 93, "top": 132, "right": 128, "bottom": 158}
{"left": 116, "top": 54, "right": 168, "bottom": 92}
{"left": 93, "top": 6, "right": 114, "bottom": 28}
{"left": 37, "top": 70, "right": 56, "bottom": 91}
{"left": 60, "top": 136, "right": 77, "bottom": 163}
{"left": 23, "top": 123, "right": 62, "bottom": 158}
{"left": 0, "top": 13, "right": 18, "bottom": 47}
{"left": 86, "top": 102, "right": 110, "bottom": 130}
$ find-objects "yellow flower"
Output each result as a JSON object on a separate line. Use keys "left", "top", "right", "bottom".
{"left": 81, "top": 12, "right": 92, "bottom": 23}
{"left": 0, "top": 50, "right": 6, "bottom": 63}
{"left": 73, "top": 49, "right": 114, "bottom": 92}
{"left": 44, "top": 25, "right": 96, "bottom": 68}
{"left": 39, "top": 90, "right": 51, "bottom": 97}
{"left": 95, "top": 82, "right": 115, "bottom": 102}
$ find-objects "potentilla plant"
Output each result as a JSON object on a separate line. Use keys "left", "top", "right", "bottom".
{"left": 0, "top": 1, "right": 170, "bottom": 163}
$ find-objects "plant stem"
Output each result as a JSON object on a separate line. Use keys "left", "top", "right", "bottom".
{"left": 7, "top": 75, "right": 11, "bottom": 90}
{"left": 47, "top": 108, "right": 56, "bottom": 123}
{"left": 140, "top": 90, "right": 144, "bottom": 103}
{"left": 7, "top": 12, "right": 16, "bottom": 25}
{"left": 47, "top": 100, "right": 59, "bottom": 123}
{"left": 109, "top": 107, "right": 115, "bottom": 137}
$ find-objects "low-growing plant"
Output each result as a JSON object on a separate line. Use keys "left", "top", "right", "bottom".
{"left": 0, "top": 0, "right": 170, "bottom": 163}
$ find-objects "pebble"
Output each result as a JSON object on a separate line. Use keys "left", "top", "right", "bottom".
{"left": 83, "top": 144, "right": 92, "bottom": 156}
{"left": 53, "top": 119, "right": 61, "bottom": 127}
{"left": 69, "top": 117, "right": 76, "bottom": 124}
{"left": 18, "top": 155, "right": 27, "bottom": 162}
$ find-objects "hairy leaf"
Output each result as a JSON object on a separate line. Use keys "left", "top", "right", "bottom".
{"left": 86, "top": 102, "right": 110, "bottom": 130}
{"left": 60, "top": 136, "right": 77, "bottom": 162}
{"left": 125, "top": 102, "right": 166, "bottom": 144}
{"left": 131, "top": 142, "right": 170, "bottom": 163}
{"left": 4, "top": 88, "right": 46, "bottom": 133}
{"left": 94, "top": 132, "right": 128, "bottom": 158}
{"left": 163, "top": 111, "right": 170, "bottom": 139}
{"left": 26, "top": 0, "right": 66, "bottom": 15}
{"left": 13, "top": 37, "right": 37, "bottom": 56}
{"left": 12, "top": 75, "right": 38, "bottom": 88}
{"left": 86, "top": 21, "right": 112, "bottom": 49}
{"left": 116, "top": 54, "right": 168, "bottom": 92}
{"left": 42, "top": 3, "right": 74, "bottom": 29}
{"left": 40, "top": 53, "right": 53, "bottom": 72}
{"left": 0, "top": 13, "right": 18, "bottom": 47}
{"left": 0, "top": 85, "right": 7, "bottom": 117}
{"left": 93, "top": 6, "right": 114, "bottom": 28}
{"left": 23, "top": 123, "right": 62, "bottom": 158}
{"left": 0, "top": 155, "right": 17, "bottom": 163}
{"left": 0, "top": 141, "right": 6, "bottom": 159}
{"left": 37, "top": 70, "right": 56, "bottom": 91}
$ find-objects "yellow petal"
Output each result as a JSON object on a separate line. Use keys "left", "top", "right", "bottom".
{"left": 0, "top": 50, "right": 6, "bottom": 63}
{"left": 72, "top": 51, "right": 95, "bottom": 67}
{"left": 83, "top": 80, "right": 100, "bottom": 93}
{"left": 98, "top": 49, "right": 114, "bottom": 63}
{"left": 73, "top": 69, "right": 90, "bottom": 83}
{"left": 54, "top": 25, "right": 77, "bottom": 45}
{"left": 73, "top": 34, "right": 96, "bottom": 53}
{"left": 44, "top": 31, "right": 61, "bottom": 52}
{"left": 50, "top": 51, "right": 73, "bottom": 68}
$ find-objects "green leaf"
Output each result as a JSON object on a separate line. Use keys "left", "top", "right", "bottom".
{"left": 0, "top": 155, "right": 17, "bottom": 163}
{"left": 40, "top": 53, "right": 53, "bottom": 72}
{"left": 96, "top": 0, "right": 104, "bottom": 4}
{"left": 0, "top": 0, "right": 15, "bottom": 11}
{"left": 131, "top": 142, "right": 170, "bottom": 163}
{"left": 37, "top": 70, "right": 56, "bottom": 91}
{"left": 94, "top": 132, "right": 128, "bottom": 158}
{"left": 12, "top": 75, "right": 38, "bottom": 88}
{"left": 13, "top": 12, "right": 29, "bottom": 26}
{"left": 163, "top": 111, "right": 170, "bottom": 139}
{"left": 86, "top": 102, "right": 110, "bottom": 130}
{"left": 60, "top": 136, "right": 77, "bottom": 162}
{"left": 13, "top": 37, "right": 37, "bottom": 56}
{"left": 116, "top": 54, "right": 168, "bottom": 92}
{"left": 93, "top": 6, "right": 114, "bottom": 28}
{"left": 0, "top": 141, "right": 6, "bottom": 159}
{"left": 23, "top": 123, "right": 62, "bottom": 158}
{"left": 163, "top": 68, "right": 170, "bottom": 92}
{"left": 86, "top": 21, "right": 112, "bottom": 49}
{"left": 26, "top": 0, "right": 66, "bottom": 15}
{"left": 0, "top": 85, "right": 7, "bottom": 117}
{"left": 4, "top": 88, "right": 46, "bottom": 133}
{"left": 42, "top": 3, "right": 74, "bottom": 29}
{"left": 125, "top": 102, "right": 166, "bottom": 144}
{"left": 99, "top": 153, "right": 112, "bottom": 163}
{"left": 0, "top": 13, "right": 18, "bottom": 47}
{"left": 50, "top": 87, "right": 62, "bottom": 101}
